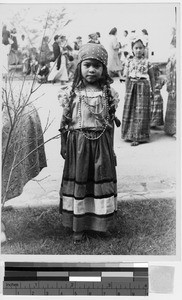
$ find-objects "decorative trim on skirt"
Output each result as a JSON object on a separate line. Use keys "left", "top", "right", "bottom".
{"left": 59, "top": 129, "right": 117, "bottom": 232}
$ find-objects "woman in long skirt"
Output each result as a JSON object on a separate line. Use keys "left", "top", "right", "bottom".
{"left": 164, "top": 50, "right": 176, "bottom": 136}
{"left": 150, "top": 65, "right": 165, "bottom": 128}
{"left": 121, "top": 38, "right": 155, "bottom": 146}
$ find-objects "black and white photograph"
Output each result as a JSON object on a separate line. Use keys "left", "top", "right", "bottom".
{"left": 0, "top": 0, "right": 180, "bottom": 259}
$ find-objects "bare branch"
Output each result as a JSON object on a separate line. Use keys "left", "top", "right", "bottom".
{"left": 2, "top": 8, "right": 72, "bottom": 204}
{"left": 32, "top": 175, "right": 51, "bottom": 183}
{"left": 32, "top": 175, "right": 51, "bottom": 192}
{"left": 2, "top": 147, "right": 20, "bottom": 205}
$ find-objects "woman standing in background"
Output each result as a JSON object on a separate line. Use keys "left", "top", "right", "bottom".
{"left": 107, "top": 27, "right": 123, "bottom": 82}
{"left": 164, "top": 28, "right": 176, "bottom": 137}
{"left": 2, "top": 25, "right": 12, "bottom": 74}
{"left": 121, "top": 37, "right": 155, "bottom": 146}
{"left": 8, "top": 28, "right": 19, "bottom": 65}
{"left": 150, "top": 64, "right": 165, "bottom": 128}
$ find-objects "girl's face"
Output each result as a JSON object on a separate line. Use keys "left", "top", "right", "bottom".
{"left": 132, "top": 41, "right": 145, "bottom": 58}
{"left": 81, "top": 59, "right": 103, "bottom": 84}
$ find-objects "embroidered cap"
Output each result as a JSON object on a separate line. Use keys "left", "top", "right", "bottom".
{"left": 131, "top": 35, "right": 147, "bottom": 47}
{"left": 78, "top": 43, "right": 108, "bottom": 66}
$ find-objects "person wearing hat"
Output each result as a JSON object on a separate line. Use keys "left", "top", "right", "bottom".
{"left": 74, "top": 36, "right": 82, "bottom": 51}
{"left": 58, "top": 43, "right": 120, "bottom": 244}
{"left": 52, "top": 35, "right": 62, "bottom": 68}
{"left": 88, "top": 32, "right": 100, "bottom": 44}
{"left": 47, "top": 34, "right": 62, "bottom": 83}
{"left": 48, "top": 35, "right": 70, "bottom": 84}
{"left": 150, "top": 64, "right": 165, "bottom": 129}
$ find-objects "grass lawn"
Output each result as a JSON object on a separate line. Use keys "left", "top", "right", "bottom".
{"left": 1, "top": 198, "right": 175, "bottom": 255}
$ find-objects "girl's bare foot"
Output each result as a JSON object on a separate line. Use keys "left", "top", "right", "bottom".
{"left": 73, "top": 231, "right": 86, "bottom": 244}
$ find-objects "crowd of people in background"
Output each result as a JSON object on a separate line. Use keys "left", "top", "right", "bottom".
{"left": 2, "top": 24, "right": 176, "bottom": 139}
{"left": 2, "top": 24, "right": 149, "bottom": 85}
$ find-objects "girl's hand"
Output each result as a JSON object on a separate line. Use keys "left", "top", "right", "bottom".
{"left": 114, "top": 116, "right": 121, "bottom": 127}
{"left": 60, "top": 145, "right": 66, "bottom": 159}
{"left": 60, "top": 130, "right": 68, "bottom": 159}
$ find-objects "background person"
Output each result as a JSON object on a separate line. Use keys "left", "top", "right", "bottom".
{"left": 47, "top": 34, "right": 62, "bottom": 83}
{"left": 88, "top": 32, "right": 100, "bottom": 44}
{"left": 9, "top": 28, "right": 19, "bottom": 65}
{"left": 107, "top": 27, "right": 123, "bottom": 82}
{"left": 18, "top": 34, "right": 30, "bottom": 64}
{"left": 120, "top": 30, "right": 130, "bottom": 59}
{"left": 54, "top": 35, "right": 69, "bottom": 84}
{"left": 150, "top": 64, "right": 165, "bottom": 128}
{"left": 39, "top": 36, "right": 52, "bottom": 66}
{"left": 2, "top": 25, "right": 12, "bottom": 73}
{"left": 164, "top": 28, "right": 176, "bottom": 137}
{"left": 121, "top": 37, "right": 155, "bottom": 146}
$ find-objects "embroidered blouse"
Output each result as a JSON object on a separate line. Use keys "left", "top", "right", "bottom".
{"left": 58, "top": 86, "right": 119, "bottom": 131}
{"left": 124, "top": 57, "right": 152, "bottom": 80}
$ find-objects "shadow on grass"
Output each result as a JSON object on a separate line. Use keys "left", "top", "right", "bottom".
{"left": 1, "top": 198, "right": 176, "bottom": 255}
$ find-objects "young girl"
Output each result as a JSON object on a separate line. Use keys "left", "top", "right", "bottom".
{"left": 58, "top": 43, "right": 120, "bottom": 244}
{"left": 121, "top": 37, "right": 155, "bottom": 146}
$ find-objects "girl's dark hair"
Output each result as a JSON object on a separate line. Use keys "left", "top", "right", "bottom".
{"left": 131, "top": 39, "right": 145, "bottom": 49}
{"left": 68, "top": 61, "right": 116, "bottom": 119}
{"left": 142, "top": 29, "right": 148, "bottom": 35}
{"left": 70, "top": 62, "right": 113, "bottom": 91}
{"left": 109, "top": 27, "right": 117, "bottom": 35}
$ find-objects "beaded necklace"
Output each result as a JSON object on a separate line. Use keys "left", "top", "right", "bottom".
{"left": 78, "top": 86, "right": 109, "bottom": 140}
{"left": 82, "top": 89, "right": 105, "bottom": 119}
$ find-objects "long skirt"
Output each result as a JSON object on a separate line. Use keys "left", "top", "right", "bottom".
{"left": 164, "top": 92, "right": 176, "bottom": 136}
{"left": 2, "top": 104, "right": 47, "bottom": 202}
{"left": 121, "top": 78, "right": 151, "bottom": 142}
{"left": 108, "top": 54, "right": 123, "bottom": 72}
{"left": 59, "top": 129, "right": 117, "bottom": 233}
{"left": 47, "top": 60, "right": 59, "bottom": 81}
{"left": 150, "top": 91, "right": 164, "bottom": 127}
